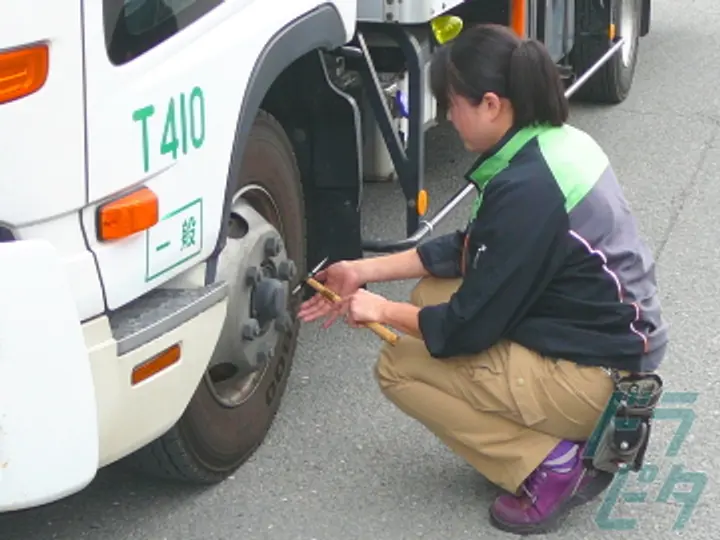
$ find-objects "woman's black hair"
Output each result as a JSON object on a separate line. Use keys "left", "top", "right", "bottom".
{"left": 430, "top": 23, "right": 569, "bottom": 127}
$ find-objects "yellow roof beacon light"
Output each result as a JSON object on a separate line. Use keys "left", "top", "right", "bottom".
{"left": 431, "top": 15, "right": 464, "bottom": 45}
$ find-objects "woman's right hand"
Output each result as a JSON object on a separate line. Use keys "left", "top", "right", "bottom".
{"left": 297, "top": 260, "right": 364, "bottom": 328}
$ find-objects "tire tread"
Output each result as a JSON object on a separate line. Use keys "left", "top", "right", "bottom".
{"left": 570, "top": 0, "right": 639, "bottom": 104}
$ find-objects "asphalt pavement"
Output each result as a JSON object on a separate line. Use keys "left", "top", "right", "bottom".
{"left": 2, "top": 0, "right": 718, "bottom": 538}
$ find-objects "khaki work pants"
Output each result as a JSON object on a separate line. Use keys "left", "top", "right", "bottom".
{"left": 374, "top": 277, "right": 615, "bottom": 494}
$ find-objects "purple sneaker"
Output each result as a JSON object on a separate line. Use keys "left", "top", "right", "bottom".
{"left": 489, "top": 441, "right": 586, "bottom": 535}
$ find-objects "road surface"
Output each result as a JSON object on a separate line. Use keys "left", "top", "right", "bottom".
{"left": 1, "top": 0, "right": 717, "bottom": 538}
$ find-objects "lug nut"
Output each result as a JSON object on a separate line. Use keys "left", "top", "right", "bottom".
{"left": 242, "top": 319, "right": 261, "bottom": 340}
{"left": 256, "top": 350, "right": 270, "bottom": 366}
{"left": 256, "top": 345, "right": 275, "bottom": 366}
{"left": 245, "top": 266, "right": 262, "bottom": 286}
{"left": 264, "top": 236, "right": 282, "bottom": 258}
{"left": 277, "top": 260, "right": 296, "bottom": 281}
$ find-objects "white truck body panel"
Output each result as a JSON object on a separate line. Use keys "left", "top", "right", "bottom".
{"left": 0, "top": 240, "right": 98, "bottom": 512}
{"left": 15, "top": 214, "right": 107, "bottom": 321}
{"left": 0, "top": 0, "right": 106, "bottom": 320}
{"left": 81, "top": 0, "right": 356, "bottom": 310}
{"left": 0, "top": 0, "right": 87, "bottom": 225}
{"left": 0, "top": 0, "right": 357, "bottom": 512}
{"left": 356, "top": 0, "right": 466, "bottom": 23}
{"left": 0, "top": 239, "right": 230, "bottom": 512}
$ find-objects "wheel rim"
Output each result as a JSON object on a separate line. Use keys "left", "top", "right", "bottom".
{"left": 618, "top": 0, "right": 638, "bottom": 67}
{"left": 205, "top": 183, "right": 297, "bottom": 408}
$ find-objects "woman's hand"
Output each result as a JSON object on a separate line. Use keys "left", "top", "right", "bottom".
{"left": 346, "top": 289, "right": 390, "bottom": 327}
{"left": 297, "top": 260, "right": 364, "bottom": 328}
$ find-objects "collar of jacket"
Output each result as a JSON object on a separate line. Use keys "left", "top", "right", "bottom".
{"left": 464, "top": 123, "right": 555, "bottom": 190}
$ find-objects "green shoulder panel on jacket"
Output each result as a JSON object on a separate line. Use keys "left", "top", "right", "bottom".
{"left": 537, "top": 124, "right": 610, "bottom": 212}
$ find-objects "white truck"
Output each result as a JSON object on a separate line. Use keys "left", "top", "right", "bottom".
{"left": 0, "top": 0, "right": 649, "bottom": 511}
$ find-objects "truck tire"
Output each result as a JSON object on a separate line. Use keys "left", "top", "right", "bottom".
{"left": 570, "top": 0, "right": 642, "bottom": 103}
{"left": 126, "top": 110, "right": 306, "bottom": 483}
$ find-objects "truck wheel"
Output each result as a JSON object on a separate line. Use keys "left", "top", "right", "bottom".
{"left": 127, "top": 110, "right": 306, "bottom": 483}
{"left": 570, "top": 0, "right": 641, "bottom": 103}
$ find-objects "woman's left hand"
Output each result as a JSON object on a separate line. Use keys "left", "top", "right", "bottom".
{"left": 346, "top": 289, "right": 390, "bottom": 327}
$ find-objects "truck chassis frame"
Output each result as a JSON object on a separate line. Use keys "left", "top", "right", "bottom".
{"left": 315, "top": 0, "right": 643, "bottom": 257}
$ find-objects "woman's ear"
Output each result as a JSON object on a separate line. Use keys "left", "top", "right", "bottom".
{"left": 483, "top": 92, "right": 504, "bottom": 119}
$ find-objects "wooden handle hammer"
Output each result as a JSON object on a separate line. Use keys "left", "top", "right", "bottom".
{"left": 303, "top": 277, "right": 399, "bottom": 346}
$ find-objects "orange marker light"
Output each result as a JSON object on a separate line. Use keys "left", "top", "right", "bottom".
{"left": 609, "top": 23, "right": 616, "bottom": 40}
{"left": 0, "top": 43, "right": 49, "bottom": 105}
{"left": 510, "top": 0, "right": 527, "bottom": 37}
{"left": 417, "top": 189, "right": 429, "bottom": 216}
{"left": 98, "top": 187, "right": 159, "bottom": 241}
{"left": 131, "top": 344, "right": 181, "bottom": 385}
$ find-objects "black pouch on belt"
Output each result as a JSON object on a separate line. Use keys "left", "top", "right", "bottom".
{"left": 582, "top": 371, "right": 664, "bottom": 474}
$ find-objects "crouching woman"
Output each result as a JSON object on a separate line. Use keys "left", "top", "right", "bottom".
{"left": 298, "top": 23, "right": 668, "bottom": 535}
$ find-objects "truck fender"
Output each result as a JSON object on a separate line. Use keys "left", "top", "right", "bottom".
{"left": 205, "top": 3, "right": 349, "bottom": 283}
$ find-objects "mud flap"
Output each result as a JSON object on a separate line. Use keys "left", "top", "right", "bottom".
{"left": 0, "top": 240, "right": 99, "bottom": 511}
{"left": 583, "top": 371, "right": 664, "bottom": 474}
{"left": 640, "top": 0, "right": 651, "bottom": 36}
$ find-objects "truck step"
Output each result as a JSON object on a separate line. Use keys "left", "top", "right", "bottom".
{"left": 108, "top": 281, "right": 228, "bottom": 356}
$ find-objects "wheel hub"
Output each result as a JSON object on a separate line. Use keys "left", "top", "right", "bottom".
{"left": 207, "top": 189, "right": 296, "bottom": 407}
{"left": 253, "top": 277, "right": 287, "bottom": 326}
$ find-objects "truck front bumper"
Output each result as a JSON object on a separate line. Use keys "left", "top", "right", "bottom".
{"left": 0, "top": 240, "right": 227, "bottom": 512}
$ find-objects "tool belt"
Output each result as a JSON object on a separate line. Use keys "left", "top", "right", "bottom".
{"left": 582, "top": 369, "right": 664, "bottom": 474}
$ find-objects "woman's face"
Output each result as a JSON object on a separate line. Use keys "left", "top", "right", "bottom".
{"left": 446, "top": 92, "right": 511, "bottom": 154}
